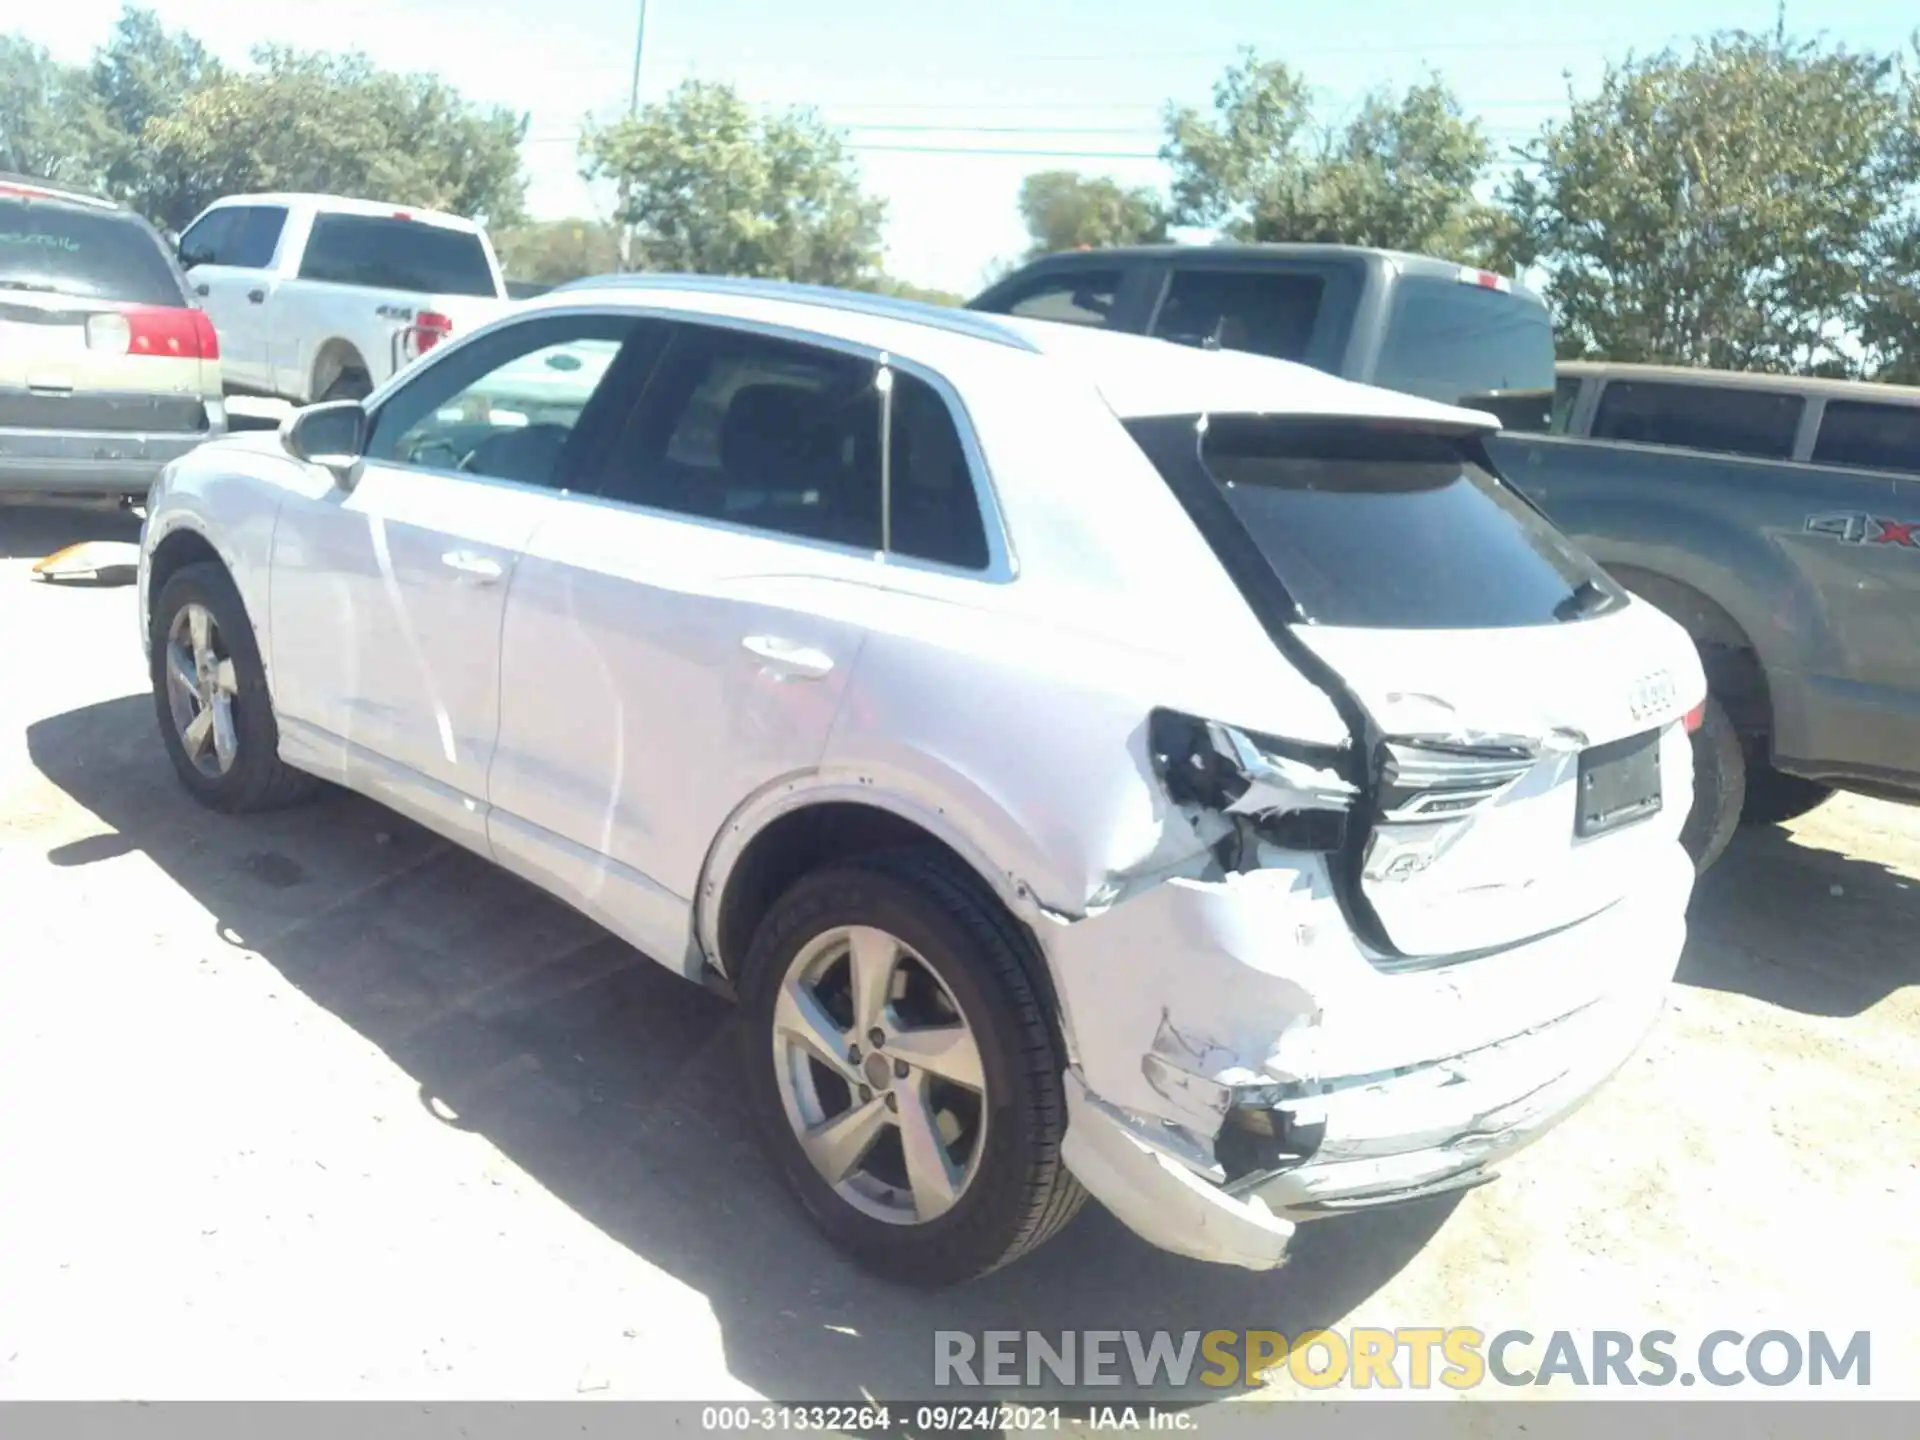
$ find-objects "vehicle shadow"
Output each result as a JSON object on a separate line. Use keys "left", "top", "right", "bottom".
{"left": 1678, "top": 817, "right": 1919, "bottom": 1017}
{"left": 27, "top": 692, "right": 1456, "bottom": 1405}
{"left": 0, "top": 499, "right": 142, "bottom": 561}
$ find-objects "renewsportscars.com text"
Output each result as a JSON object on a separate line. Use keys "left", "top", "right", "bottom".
{"left": 933, "top": 1328, "right": 1872, "bottom": 1390}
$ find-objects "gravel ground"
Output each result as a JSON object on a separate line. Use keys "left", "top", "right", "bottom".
{"left": 0, "top": 499, "right": 1913, "bottom": 1405}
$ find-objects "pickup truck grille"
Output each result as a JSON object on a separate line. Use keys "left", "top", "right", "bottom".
{"left": 0, "top": 391, "right": 210, "bottom": 434}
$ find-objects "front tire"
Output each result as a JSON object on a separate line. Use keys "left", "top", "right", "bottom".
{"left": 740, "top": 849, "right": 1085, "bottom": 1286}
{"left": 1681, "top": 694, "right": 1744, "bottom": 874}
{"left": 149, "top": 562, "right": 318, "bottom": 813}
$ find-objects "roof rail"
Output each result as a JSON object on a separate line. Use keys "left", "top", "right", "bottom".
{"left": 548, "top": 272, "right": 1041, "bottom": 352}
{"left": 0, "top": 173, "right": 117, "bottom": 209}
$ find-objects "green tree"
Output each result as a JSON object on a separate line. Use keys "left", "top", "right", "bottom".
{"left": 138, "top": 46, "right": 528, "bottom": 231}
{"left": 88, "top": 6, "right": 222, "bottom": 207}
{"left": 494, "top": 217, "right": 622, "bottom": 284}
{"left": 0, "top": 36, "right": 110, "bottom": 188}
{"left": 581, "top": 79, "right": 885, "bottom": 286}
{"left": 1017, "top": 170, "right": 1167, "bottom": 256}
{"left": 867, "top": 276, "right": 965, "bottom": 306}
{"left": 1502, "top": 27, "right": 1905, "bottom": 372}
{"left": 1161, "top": 49, "right": 1509, "bottom": 265}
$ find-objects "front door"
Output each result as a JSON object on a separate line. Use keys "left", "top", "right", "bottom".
{"left": 267, "top": 309, "right": 657, "bottom": 848}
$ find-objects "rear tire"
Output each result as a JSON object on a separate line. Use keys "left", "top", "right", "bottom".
{"left": 149, "top": 562, "right": 319, "bottom": 813}
{"left": 1680, "top": 695, "right": 1744, "bottom": 874}
{"left": 319, "top": 369, "right": 372, "bottom": 404}
{"left": 740, "top": 848, "right": 1085, "bottom": 1287}
{"left": 1742, "top": 767, "right": 1834, "bottom": 826}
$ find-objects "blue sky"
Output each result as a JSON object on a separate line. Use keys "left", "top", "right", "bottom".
{"left": 22, "top": 0, "right": 1913, "bottom": 292}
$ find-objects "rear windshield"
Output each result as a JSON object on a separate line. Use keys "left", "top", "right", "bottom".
{"left": 1126, "top": 417, "right": 1620, "bottom": 630}
{"left": 1371, "top": 278, "right": 1556, "bottom": 415}
{"left": 298, "top": 213, "right": 497, "bottom": 297}
{"left": 0, "top": 199, "right": 184, "bottom": 307}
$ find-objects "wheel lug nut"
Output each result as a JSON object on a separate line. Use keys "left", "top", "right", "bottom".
{"left": 884, "top": 1092, "right": 898, "bottom": 1112}
{"left": 867, "top": 1027, "right": 886, "bottom": 1049}
{"left": 893, "top": 1059, "right": 909, "bottom": 1079}
{"left": 847, "top": 1044, "right": 861, "bottom": 1064}
{"left": 858, "top": 1085, "right": 873, "bottom": 1103}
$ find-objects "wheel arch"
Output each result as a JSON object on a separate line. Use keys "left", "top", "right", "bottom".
{"left": 697, "top": 776, "right": 1079, "bottom": 1063}
{"left": 309, "top": 338, "right": 370, "bottom": 403}
{"left": 1610, "top": 564, "right": 1774, "bottom": 743}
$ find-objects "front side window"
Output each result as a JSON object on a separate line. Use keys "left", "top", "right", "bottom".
{"left": 1126, "top": 416, "right": 1620, "bottom": 630}
{"left": 298, "top": 213, "right": 497, "bottom": 297}
{"left": 224, "top": 206, "right": 288, "bottom": 269}
{"left": 1550, "top": 376, "right": 1583, "bottom": 434}
{"left": 998, "top": 271, "right": 1120, "bottom": 328}
{"left": 366, "top": 313, "right": 647, "bottom": 489}
{"left": 1590, "top": 380, "right": 1803, "bottom": 461}
{"left": 177, "top": 208, "right": 236, "bottom": 268}
{"left": 1152, "top": 269, "right": 1326, "bottom": 362}
{"left": 1810, "top": 400, "right": 1920, "bottom": 474}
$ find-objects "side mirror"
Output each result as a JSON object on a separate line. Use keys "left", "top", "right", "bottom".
{"left": 281, "top": 401, "right": 369, "bottom": 489}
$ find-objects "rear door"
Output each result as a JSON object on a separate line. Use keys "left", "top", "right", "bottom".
{"left": 1125, "top": 415, "right": 1704, "bottom": 960}
{"left": 0, "top": 193, "right": 212, "bottom": 435}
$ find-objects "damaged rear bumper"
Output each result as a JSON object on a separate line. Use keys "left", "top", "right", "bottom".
{"left": 1046, "top": 843, "right": 1689, "bottom": 1270}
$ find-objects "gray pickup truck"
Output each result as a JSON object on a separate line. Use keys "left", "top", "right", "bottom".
{"left": 970, "top": 245, "right": 1920, "bottom": 870}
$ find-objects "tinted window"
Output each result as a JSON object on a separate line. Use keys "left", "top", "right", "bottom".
{"left": 366, "top": 313, "right": 646, "bottom": 489}
{"left": 999, "top": 271, "right": 1120, "bottom": 327}
{"left": 887, "top": 370, "right": 990, "bottom": 570}
{"left": 1371, "top": 279, "right": 1555, "bottom": 407}
{"left": 1551, "top": 376, "right": 1582, "bottom": 434}
{"left": 1152, "top": 269, "right": 1325, "bottom": 362}
{"left": 225, "top": 206, "right": 287, "bottom": 268}
{"left": 1591, "top": 380, "right": 1802, "bottom": 460}
{"left": 299, "top": 213, "right": 497, "bottom": 297}
{"left": 1125, "top": 417, "right": 1616, "bottom": 630}
{"left": 605, "top": 325, "right": 883, "bottom": 550}
{"left": 0, "top": 199, "right": 184, "bottom": 306}
{"left": 177, "top": 208, "right": 235, "bottom": 268}
{"left": 1810, "top": 400, "right": 1920, "bottom": 474}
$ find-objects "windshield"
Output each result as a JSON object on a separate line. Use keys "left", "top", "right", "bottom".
{"left": 0, "top": 199, "right": 185, "bottom": 306}
{"left": 1370, "top": 277, "right": 1556, "bottom": 412}
{"left": 1126, "top": 416, "right": 1622, "bottom": 630}
{"left": 298, "top": 213, "right": 498, "bottom": 297}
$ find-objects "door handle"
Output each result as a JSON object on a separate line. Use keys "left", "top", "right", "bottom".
{"left": 247, "top": 289, "right": 265, "bottom": 304}
{"left": 741, "top": 635, "right": 835, "bottom": 680}
{"left": 194, "top": 283, "right": 210, "bottom": 297}
{"left": 441, "top": 550, "right": 504, "bottom": 584}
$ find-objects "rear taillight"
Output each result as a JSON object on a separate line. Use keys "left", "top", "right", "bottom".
{"left": 1683, "top": 701, "right": 1706, "bottom": 734}
{"left": 415, "top": 310, "right": 453, "bottom": 353}
{"left": 86, "top": 305, "right": 219, "bottom": 360}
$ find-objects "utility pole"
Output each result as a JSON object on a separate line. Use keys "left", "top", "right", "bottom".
{"left": 615, "top": 0, "right": 649, "bottom": 269}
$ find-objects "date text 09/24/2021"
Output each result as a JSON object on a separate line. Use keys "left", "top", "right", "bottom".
{"left": 699, "top": 1406, "right": 1190, "bottom": 1432}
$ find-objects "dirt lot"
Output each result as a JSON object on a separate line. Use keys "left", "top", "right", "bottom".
{"left": 0, "top": 499, "right": 1914, "bottom": 1403}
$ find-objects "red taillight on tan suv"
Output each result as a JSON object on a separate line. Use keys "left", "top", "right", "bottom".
{"left": 415, "top": 310, "right": 453, "bottom": 353}
{"left": 86, "top": 305, "right": 220, "bottom": 360}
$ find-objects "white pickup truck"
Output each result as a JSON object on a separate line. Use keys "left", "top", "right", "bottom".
{"left": 174, "top": 193, "right": 511, "bottom": 405}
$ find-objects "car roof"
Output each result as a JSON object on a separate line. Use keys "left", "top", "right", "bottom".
{"left": 0, "top": 173, "right": 121, "bottom": 212}
{"left": 993, "top": 242, "right": 1549, "bottom": 308}
{"left": 535, "top": 275, "right": 1498, "bottom": 432}
{"left": 1560, "top": 359, "right": 1920, "bottom": 404}
{"left": 206, "top": 193, "right": 481, "bottom": 231}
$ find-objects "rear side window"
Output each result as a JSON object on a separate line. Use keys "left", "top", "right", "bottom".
{"left": 1371, "top": 278, "right": 1556, "bottom": 408}
{"left": 1151, "top": 269, "right": 1325, "bottom": 362}
{"left": 1591, "top": 380, "right": 1802, "bottom": 460}
{"left": 298, "top": 213, "right": 497, "bottom": 297}
{"left": 1810, "top": 400, "right": 1920, "bottom": 474}
{"left": 0, "top": 199, "right": 184, "bottom": 307}
{"left": 997, "top": 271, "right": 1120, "bottom": 327}
{"left": 1124, "top": 417, "right": 1618, "bottom": 630}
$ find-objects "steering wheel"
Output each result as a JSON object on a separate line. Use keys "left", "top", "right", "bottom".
{"left": 456, "top": 423, "right": 575, "bottom": 485}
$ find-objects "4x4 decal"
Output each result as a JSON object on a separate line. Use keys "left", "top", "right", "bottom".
{"left": 1805, "top": 512, "right": 1920, "bottom": 548}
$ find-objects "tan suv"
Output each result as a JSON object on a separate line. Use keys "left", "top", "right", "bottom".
{"left": 0, "top": 174, "right": 226, "bottom": 499}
